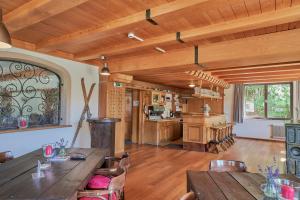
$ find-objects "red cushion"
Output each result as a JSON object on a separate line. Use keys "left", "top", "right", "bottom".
{"left": 87, "top": 175, "right": 111, "bottom": 189}
{"left": 80, "top": 193, "right": 117, "bottom": 200}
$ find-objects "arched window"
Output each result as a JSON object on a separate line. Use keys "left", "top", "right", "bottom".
{"left": 0, "top": 60, "right": 61, "bottom": 130}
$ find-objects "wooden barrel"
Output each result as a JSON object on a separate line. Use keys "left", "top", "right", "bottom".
{"left": 87, "top": 118, "right": 121, "bottom": 157}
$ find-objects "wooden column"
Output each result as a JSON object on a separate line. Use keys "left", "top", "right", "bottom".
{"left": 99, "top": 76, "right": 126, "bottom": 154}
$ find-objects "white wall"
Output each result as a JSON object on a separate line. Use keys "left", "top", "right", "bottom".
{"left": 224, "top": 85, "right": 234, "bottom": 122}
{"left": 0, "top": 47, "right": 99, "bottom": 157}
{"left": 224, "top": 83, "right": 296, "bottom": 139}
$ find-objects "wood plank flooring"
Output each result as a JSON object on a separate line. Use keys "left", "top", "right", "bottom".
{"left": 124, "top": 138, "right": 285, "bottom": 200}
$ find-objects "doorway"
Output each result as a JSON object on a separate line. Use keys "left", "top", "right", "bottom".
{"left": 124, "top": 88, "right": 140, "bottom": 146}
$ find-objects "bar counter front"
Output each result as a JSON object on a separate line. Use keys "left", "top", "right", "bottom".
{"left": 0, "top": 148, "right": 107, "bottom": 200}
{"left": 182, "top": 113, "right": 233, "bottom": 152}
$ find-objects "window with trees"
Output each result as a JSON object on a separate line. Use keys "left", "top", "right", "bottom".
{"left": 0, "top": 60, "right": 61, "bottom": 130}
{"left": 244, "top": 83, "right": 292, "bottom": 120}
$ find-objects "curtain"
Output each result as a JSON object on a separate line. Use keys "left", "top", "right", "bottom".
{"left": 296, "top": 81, "right": 300, "bottom": 120}
{"left": 233, "top": 84, "right": 244, "bottom": 123}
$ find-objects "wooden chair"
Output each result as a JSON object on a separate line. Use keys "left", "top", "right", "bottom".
{"left": 180, "top": 192, "right": 196, "bottom": 200}
{"left": 78, "top": 169, "right": 126, "bottom": 200}
{"left": 209, "top": 160, "right": 247, "bottom": 172}
{"left": 0, "top": 151, "right": 14, "bottom": 163}
{"left": 95, "top": 152, "right": 130, "bottom": 176}
{"left": 84, "top": 153, "right": 130, "bottom": 200}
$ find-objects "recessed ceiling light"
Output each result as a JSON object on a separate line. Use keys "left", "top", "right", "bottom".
{"left": 188, "top": 82, "right": 196, "bottom": 88}
{"left": 128, "top": 32, "right": 144, "bottom": 42}
{"left": 155, "top": 47, "right": 166, "bottom": 53}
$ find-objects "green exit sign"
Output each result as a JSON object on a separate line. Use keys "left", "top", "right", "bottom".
{"left": 114, "top": 82, "right": 123, "bottom": 87}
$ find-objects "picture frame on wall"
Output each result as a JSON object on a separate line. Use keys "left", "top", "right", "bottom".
{"left": 152, "top": 91, "right": 161, "bottom": 105}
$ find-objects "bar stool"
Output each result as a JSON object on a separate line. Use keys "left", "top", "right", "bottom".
{"left": 227, "top": 123, "right": 235, "bottom": 144}
{"left": 217, "top": 128, "right": 227, "bottom": 151}
{"left": 208, "top": 127, "right": 221, "bottom": 153}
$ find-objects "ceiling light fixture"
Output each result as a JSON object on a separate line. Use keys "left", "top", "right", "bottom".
{"left": 100, "top": 56, "right": 110, "bottom": 76}
{"left": 188, "top": 82, "right": 196, "bottom": 88}
{"left": 0, "top": 9, "right": 11, "bottom": 48}
{"left": 128, "top": 32, "right": 144, "bottom": 42}
{"left": 155, "top": 47, "right": 166, "bottom": 53}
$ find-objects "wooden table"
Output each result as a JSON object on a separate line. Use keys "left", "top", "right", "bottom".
{"left": 187, "top": 171, "right": 299, "bottom": 200}
{"left": 0, "top": 148, "right": 107, "bottom": 200}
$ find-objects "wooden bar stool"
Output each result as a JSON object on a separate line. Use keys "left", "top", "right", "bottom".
{"left": 208, "top": 127, "right": 222, "bottom": 153}
{"left": 228, "top": 123, "right": 235, "bottom": 143}
{"left": 218, "top": 128, "right": 228, "bottom": 151}
{"left": 208, "top": 127, "right": 217, "bottom": 153}
{"left": 223, "top": 126, "right": 232, "bottom": 147}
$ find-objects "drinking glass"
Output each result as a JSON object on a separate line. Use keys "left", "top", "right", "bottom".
{"left": 42, "top": 143, "right": 55, "bottom": 164}
{"left": 4, "top": 151, "right": 14, "bottom": 160}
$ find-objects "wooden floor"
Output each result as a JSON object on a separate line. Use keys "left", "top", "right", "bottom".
{"left": 124, "top": 138, "right": 285, "bottom": 200}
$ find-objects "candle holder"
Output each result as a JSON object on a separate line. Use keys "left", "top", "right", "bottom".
{"left": 42, "top": 143, "right": 55, "bottom": 167}
{"left": 18, "top": 116, "right": 28, "bottom": 129}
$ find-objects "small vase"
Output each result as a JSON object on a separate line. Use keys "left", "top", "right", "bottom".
{"left": 58, "top": 146, "right": 66, "bottom": 157}
{"left": 264, "top": 177, "right": 279, "bottom": 198}
{"left": 18, "top": 116, "right": 28, "bottom": 129}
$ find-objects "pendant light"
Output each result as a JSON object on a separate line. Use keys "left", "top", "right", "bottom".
{"left": 0, "top": 9, "right": 11, "bottom": 48}
{"left": 100, "top": 56, "right": 110, "bottom": 76}
{"left": 188, "top": 81, "right": 196, "bottom": 88}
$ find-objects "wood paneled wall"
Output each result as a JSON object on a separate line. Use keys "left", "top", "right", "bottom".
{"left": 99, "top": 78, "right": 126, "bottom": 154}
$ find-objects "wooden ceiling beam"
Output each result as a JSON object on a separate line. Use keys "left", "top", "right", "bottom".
{"left": 3, "top": 0, "right": 89, "bottom": 33}
{"left": 224, "top": 74, "right": 300, "bottom": 81}
{"left": 11, "top": 38, "right": 36, "bottom": 51}
{"left": 228, "top": 77, "right": 300, "bottom": 84}
{"left": 108, "top": 28, "right": 300, "bottom": 74}
{"left": 109, "top": 46, "right": 197, "bottom": 74}
{"left": 227, "top": 76, "right": 300, "bottom": 83}
{"left": 208, "top": 62, "right": 300, "bottom": 73}
{"left": 35, "top": 0, "right": 210, "bottom": 51}
{"left": 219, "top": 71, "right": 300, "bottom": 79}
{"left": 10, "top": 38, "right": 76, "bottom": 61}
{"left": 211, "top": 64, "right": 300, "bottom": 76}
{"left": 75, "top": 5, "right": 300, "bottom": 61}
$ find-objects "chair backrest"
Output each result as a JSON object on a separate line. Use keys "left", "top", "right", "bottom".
{"left": 0, "top": 151, "right": 14, "bottom": 163}
{"left": 209, "top": 160, "right": 247, "bottom": 172}
{"left": 108, "top": 169, "right": 126, "bottom": 193}
{"left": 119, "top": 152, "right": 130, "bottom": 172}
{"left": 180, "top": 192, "right": 196, "bottom": 200}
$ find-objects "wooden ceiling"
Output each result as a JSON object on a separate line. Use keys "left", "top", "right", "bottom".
{"left": 1, "top": 0, "right": 300, "bottom": 88}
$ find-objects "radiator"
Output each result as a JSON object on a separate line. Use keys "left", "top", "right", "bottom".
{"left": 270, "top": 125, "right": 285, "bottom": 139}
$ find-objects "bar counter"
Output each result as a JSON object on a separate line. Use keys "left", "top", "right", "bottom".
{"left": 144, "top": 118, "right": 181, "bottom": 146}
{"left": 182, "top": 113, "right": 226, "bottom": 151}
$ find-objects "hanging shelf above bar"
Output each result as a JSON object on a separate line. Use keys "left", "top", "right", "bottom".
{"left": 185, "top": 70, "right": 230, "bottom": 89}
{"left": 191, "top": 94, "right": 223, "bottom": 100}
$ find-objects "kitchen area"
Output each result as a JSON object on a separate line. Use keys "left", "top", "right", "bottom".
{"left": 100, "top": 72, "right": 233, "bottom": 153}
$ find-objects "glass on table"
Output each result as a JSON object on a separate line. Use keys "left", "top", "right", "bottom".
{"left": 42, "top": 143, "right": 55, "bottom": 168}
{"left": 4, "top": 151, "right": 14, "bottom": 160}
